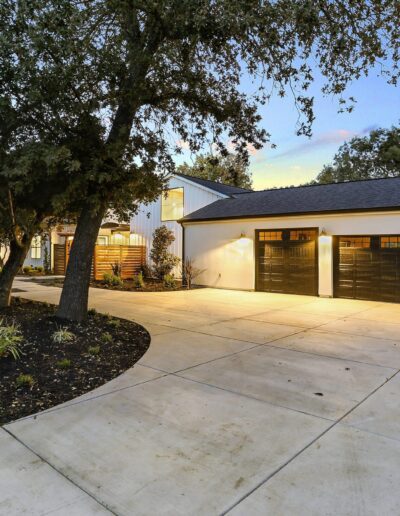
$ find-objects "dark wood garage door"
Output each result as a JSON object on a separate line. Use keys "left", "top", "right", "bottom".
{"left": 334, "top": 235, "right": 400, "bottom": 303}
{"left": 256, "top": 229, "right": 318, "bottom": 296}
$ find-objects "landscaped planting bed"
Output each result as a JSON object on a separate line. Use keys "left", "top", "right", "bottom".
{"left": 0, "top": 297, "right": 150, "bottom": 425}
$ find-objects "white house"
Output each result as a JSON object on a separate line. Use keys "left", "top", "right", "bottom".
{"left": 129, "top": 172, "right": 251, "bottom": 265}
{"left": 181, "top": 177, "right": 400, "bottom": 304}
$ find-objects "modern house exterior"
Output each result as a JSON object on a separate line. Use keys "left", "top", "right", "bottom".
{"left": 24, "top": 174, "right": 400, "bottom": 305}
{"left": 181, "top": 177, "right": 400, "bottom": 303}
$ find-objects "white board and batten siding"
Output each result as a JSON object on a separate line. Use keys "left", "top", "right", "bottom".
{"left": 130, "top": 175, "right": 225, "bottom": 268}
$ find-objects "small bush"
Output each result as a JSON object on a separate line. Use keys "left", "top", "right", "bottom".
{"left": 36, "top": 266, "right": 44, "bottom": 273}
{"left": 101, "top": 332, "right": 113, "bottom": 344}
{"left": 103, "top": 272, "right": 123, "bottom": 287}
{"left": 51, "top": 327, "right": 75, "bottom": 344}
{"left": 0, "top": 319, "right": 23, "bottom": 360}
{"left": 163, "top": 274, "right": 176, "bottom": 289}
{"left": 133, "top": 272, "right": 145, "bottom": 288}
{"left": 88, "top": 308, "right": 97, "bottom": 317}
{"left": 140, "top": 263, "right": 153, "bottom": 279}
{"left": 110, "top": 261, "right": 122, "bottom": 277}
{"left": 88, "top": 345, "right": 100, "bottom": 355}
{"left": 56, "top": 358, "right": 71, "bottom": 369}
{"left": 23, "top": 266, "right": 32, "bottom": 274}
{"left": 16, "top": 374, "right": 35, "bottom": 388}
{"left": 107, "top": 318, "right": 120, "bottom": 329}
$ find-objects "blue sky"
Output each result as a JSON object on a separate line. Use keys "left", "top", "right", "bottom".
{"left": 175, "top": 65, "right": 399, "bottom": 191}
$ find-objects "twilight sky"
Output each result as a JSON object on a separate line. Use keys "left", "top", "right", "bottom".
{"left": 175, "top": 64, "right": 399, "bottom": 191}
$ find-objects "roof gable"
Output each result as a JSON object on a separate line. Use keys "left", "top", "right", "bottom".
{"left": 173, "top": 172, "right": 252, "bottom": 197}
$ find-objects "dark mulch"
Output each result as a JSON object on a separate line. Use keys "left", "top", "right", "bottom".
{"left": 28, "top": 276, "right": 203, "bottom": 292}
{"left": 0, "top": 298, "right": 150, "bottom": 425}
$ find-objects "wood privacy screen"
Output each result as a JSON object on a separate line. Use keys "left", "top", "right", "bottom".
{"left": 53, "top": 244, "right": 146, "bottom": 279}
{"left": 92, "top": 245, "right": 146, "bottom": 280}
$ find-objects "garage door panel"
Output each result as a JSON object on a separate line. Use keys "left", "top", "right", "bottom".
{"left": 335, "top": 236, "right": 400, "bottom": 303}
{"left": 256, "top": 229, "right": 318, "bottom": 296}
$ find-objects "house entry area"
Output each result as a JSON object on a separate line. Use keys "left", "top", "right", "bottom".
{"left": 334, "top": 235, "right": 400, "bottom": 303}
{"left": 255, "top": 228, "right": 318, "bottom": 296}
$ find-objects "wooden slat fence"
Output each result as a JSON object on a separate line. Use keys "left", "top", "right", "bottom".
{"left": 53, "top": 244, "right": 146, "bottom": 280}
{"left": 92, "top": 245, "right": 146, "bottom": 280}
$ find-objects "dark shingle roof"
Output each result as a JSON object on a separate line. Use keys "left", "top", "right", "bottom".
{"left": 174, "top": 172, "right": 252, "bottom": 196}
{"left": 181, "top": 177, "right": 400, "bottom": 222}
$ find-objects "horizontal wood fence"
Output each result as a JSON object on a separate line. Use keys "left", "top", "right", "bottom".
{"left": 53, "top": 244, "right": 146, "bottom": 280}
{"left": 92, "top": 245, "right": 146, "bottom": 280}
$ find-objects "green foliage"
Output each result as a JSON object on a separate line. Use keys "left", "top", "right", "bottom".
{"left": 314, "top": 126, "right": 400, "bottom": 184}
{"left": 178, "top": 153, "right": 252, "bottom": 189}
{"left": 133, "top": 272, "right": 145, "bottom": 289}
{"left": 36, "top": 266, "right": 44, "bottom": 273}
{"left": 163, "top": 274, "right": 177, "bottom": 289}
{"left": 88, "top": 308, "right": 97, "bottom": 317}
{"left": 16, "top": 374, "right": 35, "bottom": 388}
{"left": 107, "top": 318, "right": 120, "bottom": 329}
{"left": 0, "top": 319, "right": 23, "bottom": 360}
{"left": 88, "top": 345, "right": 100, "bottom": 356}
{"left": 103, "top": 272, "right": 123, "bottom": 287}
{"left": 56, "top": 358, "right": 71, "bottom": 369}
{"left": 101, "top": 332, "right": 113, "bottom": 344}
{"left": 140, "top": 263, "right": 153, "bottom": 279}
{"left": 51, "top": 327, "right": 75, "bottom": 344}
{"left": 150, "top": 226, "right": 180, "bottom": 280}
{"left": 23, "top": 266, "right": 32, "bottom": 274}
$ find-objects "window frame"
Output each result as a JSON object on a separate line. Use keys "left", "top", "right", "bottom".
{"left": 31, "top": 235, "right": 42, "bottom": 259}
{"left": 161, "top": 187, "right": 184, "bottom": 222}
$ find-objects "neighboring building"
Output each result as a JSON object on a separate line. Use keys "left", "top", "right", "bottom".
{"left": 181, "top": 177, "right": 400, "bottom": 304}
{"left": 129, "top": 172, "right": 251, "bottom": 266}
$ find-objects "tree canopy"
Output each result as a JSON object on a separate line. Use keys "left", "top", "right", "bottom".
{"left": 177, "top": 153, "right": 253, "bottom": 189}
{"left": 1, "top": 0, "right": 399, "bottom": 319}
{"left": 313, "top": 126, "right": 400, "bottom": 184}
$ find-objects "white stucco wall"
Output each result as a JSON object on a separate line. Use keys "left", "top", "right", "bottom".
{"left": 183, "top": 210, "right": 400, "bottom": 296}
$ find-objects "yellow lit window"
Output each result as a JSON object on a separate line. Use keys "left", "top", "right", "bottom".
{"left": 31, "top": 236, "right": 42, "bottom": 259}
{"left": 339, "top": 237, "right": 371, "bottom": 248}
{"left": 381, "top": 236, "right": 400, "bottom": 248}
{"left": 259, "top": 231, "right": 282, "bottom": 241}
{"left": 161, "top": 188, "right": 184, "bottom": 221}
{"left": 290, "top": 230, "right": 316, "bottom": 241}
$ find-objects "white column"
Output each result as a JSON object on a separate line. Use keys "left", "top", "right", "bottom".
{"left": 318, "top": 236, "right": 333, "bottom": 297}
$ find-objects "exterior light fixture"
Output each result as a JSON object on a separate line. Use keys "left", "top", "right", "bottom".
{"left": 239, "top": 232, "right": 246, "bottom": 239}
{"left": 320, "top": 228, "right": 327, "bottom": 236}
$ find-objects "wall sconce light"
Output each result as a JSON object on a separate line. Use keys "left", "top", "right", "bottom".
{"left": 239, "top": 232, "right": 246, "bottom": 239}
{"left": 320, "top": 228, "right": 327, "bottom": 236}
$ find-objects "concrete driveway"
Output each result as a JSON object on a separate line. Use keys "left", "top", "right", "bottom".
{"left": 2, "top": 278, "right": 400, "bottom": 515}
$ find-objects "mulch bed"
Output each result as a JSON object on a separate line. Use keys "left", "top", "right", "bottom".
{"left": 28, "top": 276, "right": 203, "bottom": 292}
{"left": 0, "top": 298, "right": 150, "bottom": 425}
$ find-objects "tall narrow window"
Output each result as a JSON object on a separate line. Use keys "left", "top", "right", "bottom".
{"left": 31, "top": 236, "right": 42, "bottom": 259}
{"left": 161, "top": 188, "right": 184, "bottom": 221}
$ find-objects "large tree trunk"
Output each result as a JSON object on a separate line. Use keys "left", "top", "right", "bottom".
{"left": 56, "top": 203, "right": 105, "bottom": 322}
{"left": 0, "top": 236, "right": 31, "bottom": 308}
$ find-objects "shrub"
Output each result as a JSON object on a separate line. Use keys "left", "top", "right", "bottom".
{"left": 16, "top": 374, "right": 35, "bottom": 388}
{"left": 163, "top": 274, "right": 176, "bottom": 289}
{"left": 110, "top": 261, "right": 122, "bottom": 277}
{"left": 133, "top": 272, "right": 145, "bottom": 288}
{"left": 56, "top": 358, "right": 71, "bottom": 369}
{"left": 23, "top": 266, "right": 32, "bottom": 274}
{"left": 150, "top": 226, "right": 180, "bottom": 279}
{"left": 36, "top": 266, "right": 44, "bottom": 273}
{"left": 101, "top": 332, "right": 113, "bottom": 344}
{"left": 181, "top": 258, "right": 206, "bottom": 289}
{"left": 88, "top": 345, "right": 100, "bottom": 355}
{"left": 88, "top": 308, "right": 97, "bottom": 317}
{"left": 107, "top": 318, "right": 120, "bottom": 328}
{"left": 103, "top": 272, "right": 123, "bottom": 287}
{"left": 51, "top": 327, "right": 75, "bottom": 344}
{"left": 0, "top": 319, "right": 23, "bottom": 360}
{"left": 140, "top": 262, "right": 153, "bottom": 279}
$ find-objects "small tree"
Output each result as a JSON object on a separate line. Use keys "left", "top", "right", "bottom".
{"left": 150, "top": 226, "right": 180, "bottom": 280}
{"left": 182, "top": 258, "right": 206, "bottom": 289}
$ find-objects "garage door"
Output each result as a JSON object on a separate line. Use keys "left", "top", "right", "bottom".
{"left": 334, "top": 235, "right": 400, "bottom": 303}
{"left": 256, "top": 229, "right": 318, "bottom": 296}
